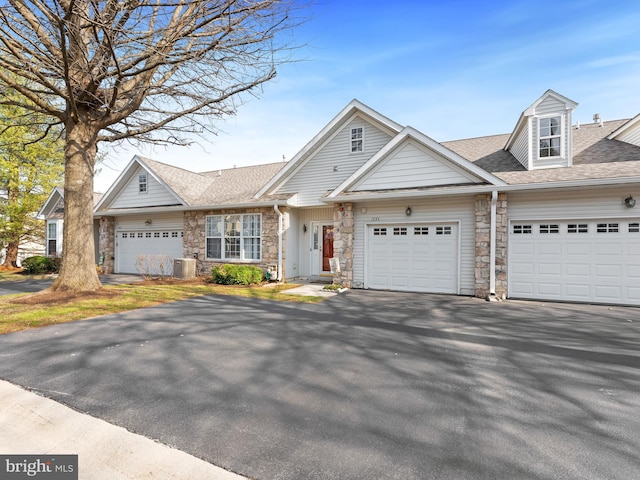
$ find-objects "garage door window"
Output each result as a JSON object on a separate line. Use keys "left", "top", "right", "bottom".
{"left": 539, "top": 224, "right": 559, "bottom": 234}
{"left": 568, "top": 223, "right": 588, "bottom": 233}
{"left": 206, "top": 214, "right": 262, "bottom": 261}
{"left": 513, "top": 224, "right": 532, "bottom": 234}
{"left": 597, "top": 223, "right": 619, "bottom": 233}
{"left": 630, "top": 223, "right": 640, "bottom": 233}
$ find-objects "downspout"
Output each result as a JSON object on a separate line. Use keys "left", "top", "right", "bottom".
{"left": 489, "top": 190, "right": 498, "bottom": 300}
{"left": 273, "top": 204, "right": 283, "bottom": 281}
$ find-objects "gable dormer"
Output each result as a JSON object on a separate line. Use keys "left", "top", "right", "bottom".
{"left": 607, "top": 113, "right": 640, "bottom": 146}
{"left": 505, "top": 90, "right": 578, "bottom": 170}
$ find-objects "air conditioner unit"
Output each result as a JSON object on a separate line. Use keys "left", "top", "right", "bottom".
{"left": 173, "top": 258, "right": 196, "bottom": 279}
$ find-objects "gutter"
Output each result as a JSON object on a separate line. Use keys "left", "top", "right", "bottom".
{"left": 489, "top": 190, "right": 498, "bottom": 301}
{"left": 326, "top": 175, "right": 640, "bottom": 203}
{"left": 273, "top": 204, "right": 283, "bottom": 281}
{"left": 94, "top": 199, "right": 292, "bottom": 217}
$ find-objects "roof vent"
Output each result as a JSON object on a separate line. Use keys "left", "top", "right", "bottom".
{"left": 593, "top": 113, "right": 603, "bottom": 126}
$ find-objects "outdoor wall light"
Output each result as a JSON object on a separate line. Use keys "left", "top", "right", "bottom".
{"left": 625, "top": 195, "right": 636, "bottom": 208}
{"left": 405, "top": 207, "right": 412, "bottom": 216}
{"left": 144, "top": 219, "right": 152, "bottom": 226}
{"left": 303, "top": 224, "right": 307, "bottom": 233}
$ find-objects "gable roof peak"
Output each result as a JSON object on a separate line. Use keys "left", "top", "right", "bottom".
{"left": 523, "top": 89, "right": 578, "bottom": 116}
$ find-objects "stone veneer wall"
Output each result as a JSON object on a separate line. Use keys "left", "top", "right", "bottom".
{"left": 332, "top": 202, "right": 354, "bottom": 287}
{"left": 183, "top": 207, "right": 285, "bottom": 277}
{"left": 98, "top": 216, "right": 115, "bottom": 274}
{"left": 474, "top": 193, "right": 507, "bottom": 299}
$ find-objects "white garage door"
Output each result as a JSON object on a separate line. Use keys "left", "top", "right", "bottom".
{"left": 509, "top": 220, "right": 640, "bottom": 305}
{"left": 116, "top": 230, "right": 183, "bottom": 274}
{"left": 367, "top": 223, "right": 458, "bottom": 293}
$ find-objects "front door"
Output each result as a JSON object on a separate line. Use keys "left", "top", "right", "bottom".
{"left": 322, "top": 225, "right": 334, "bottom": 272}
{"left": 311, "top": 222, "right": 334, "bottom": 275}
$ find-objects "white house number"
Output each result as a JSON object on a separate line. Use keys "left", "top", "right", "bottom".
{"left": 371, "top": 217, "right": 380, "bottom": 221}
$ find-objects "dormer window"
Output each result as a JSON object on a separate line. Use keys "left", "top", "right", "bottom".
{"left": 350, "top": 127, "right": 363, "bottom": 152}
{"left": 539, "top": 116, "right": 561, "bottom": 158}
{"left": 138, "top": 173, "right": 148, "bottom": 193}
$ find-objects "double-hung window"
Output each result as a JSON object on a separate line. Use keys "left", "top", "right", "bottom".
{"left": 139, "top": 173, "right": 148, "bottom": 193}
{"left": 47, "top": 222, "right": 57, "bottom": 256}
{"left": 539, "top": 116, "right": 561, "bottom": 158}
{"left": 350, "top": 127, "right": 363, "bottom": 152}
{"left": 206, "top": 214, "right": 261, "bottom": 261}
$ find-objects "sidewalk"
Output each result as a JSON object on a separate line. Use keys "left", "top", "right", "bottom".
{"left": 0, "top": 380, "right": 245, "bottom": 480}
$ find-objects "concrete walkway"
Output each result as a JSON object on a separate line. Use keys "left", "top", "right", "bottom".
{"left": 0, "top": 380, "right": 244, "bottom": 480}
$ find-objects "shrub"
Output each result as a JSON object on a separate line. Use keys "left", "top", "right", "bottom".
{"left": 22, "top": 256, "right": 59, "bottom": 274}
{"left": 210, "top": 264, "right": 263, "bottom": 285}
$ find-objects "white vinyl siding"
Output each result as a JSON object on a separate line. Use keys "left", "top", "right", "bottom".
{"left": 111, "top": 167, "right": 181, "bottom": 208}
{"left": 353, "top": 196, "right": 475, "bottom": 295}
{"left": 115, "top": 213, "right": 183, "bottom": 231}
{"left": 510, "top": 126, "right": 530, "bottom": 170}
{"left": 507, "top": 187, "right": 638, "bottom": 220}
{"left": 617, "top": 124, "right": 640, "bottom": 147}
{"left": 353, "top": 140, "right": 481, "bottom": 191}
{"left": 277, "top": 116, "right": 394, "bottom": 206}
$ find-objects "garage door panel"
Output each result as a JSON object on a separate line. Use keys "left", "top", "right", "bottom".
{"left": 566, "top": 242, "right": 591, "bottom": 256}
{"left": 509, "top": 219, "right": 640, "bottom": 305}
{"left": 367, "top": 223, "right": 458, "bottom": 294}
{"left": 538, "top": 263, "right": 561, "bottom": 275}
{"left": 566, "top": 264, "right": 590, "bottom": 276}
{"left": 565, "top": 284, "right": 591, "bottom": 298}
{"left": 538, "top": 283, "right": 562, "bottom": 295}
{"left": 594, "top": 285, "right": 622, "bottom": 300}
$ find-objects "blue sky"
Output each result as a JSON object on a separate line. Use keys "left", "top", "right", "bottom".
{"left": 96, "top": 0, "right": 640, "bottom": 191}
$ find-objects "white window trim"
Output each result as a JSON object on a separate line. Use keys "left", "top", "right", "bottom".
{"left": 205, "top": 213, "right": 262, "bottom": 262}
{"left": 537, "top": 114, "right": 564, "bottom": 159}
{"left": 46, "top": 220, "right": 60, "bottom": 257}
{"left": 350, "top": 126, "right": 364, "bottom": 153}
{"left": 138, "top": 173, "right": 148, "bottom": 194}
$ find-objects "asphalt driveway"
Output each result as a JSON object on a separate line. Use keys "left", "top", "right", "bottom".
{"left": 1, "top": 291, "right": 639, "bottom": 479}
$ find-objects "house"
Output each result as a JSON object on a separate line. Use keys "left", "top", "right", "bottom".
{"left": 41, "top": 90, "right": 640, "bottom": 306}
{"left": 38, "top": 187, "right": 103, "bottom": 262}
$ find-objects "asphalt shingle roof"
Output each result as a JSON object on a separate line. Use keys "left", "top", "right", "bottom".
{"left": 443, "top": 119, "right": 640, "bottom": 185}
{"left": 140, "top": 157, "right": 288, "bottom": 206}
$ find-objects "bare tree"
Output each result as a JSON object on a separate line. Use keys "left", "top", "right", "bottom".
{"left": 0, "top": 0, "right": 301, "bottom": 292}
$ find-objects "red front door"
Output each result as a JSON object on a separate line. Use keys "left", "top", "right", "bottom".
{"left": 322, "top": 225, "right": 334, "bottom": 272}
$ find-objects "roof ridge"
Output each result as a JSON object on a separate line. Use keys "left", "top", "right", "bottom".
{"left": 199, "top": 161, "right": 287, "bottom": 175}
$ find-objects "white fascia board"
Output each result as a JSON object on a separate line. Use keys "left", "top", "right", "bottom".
{"left": 607, "top": 113, "right": 640, "bottom": 139}
{"left": 328, "top": 126, "right": 506, "bottom": 198}
{"left": 37, "top": 187, "right": 64, "bottom": 218}
{"left": 326, "top": 175, "right": 640, "bottom": 203}
{"left": 504, "top": 112, "right": 527, "bottom": 151}
{"left": 254, "top": 99, "right": 403, "bottom": 199}
{"left": 94, "top": 199, "right": 291, "bottom": 217}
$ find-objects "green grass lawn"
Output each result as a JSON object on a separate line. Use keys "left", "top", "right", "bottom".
{"left": 0, "top": 275, "right": 322, "bottom": 335}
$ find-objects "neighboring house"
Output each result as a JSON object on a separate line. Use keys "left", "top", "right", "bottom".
{"left": 38, "top": 187, "right": 103, "bottom": 262}
{"left": 42, "top": 90, "right": 640, "bottom": 306}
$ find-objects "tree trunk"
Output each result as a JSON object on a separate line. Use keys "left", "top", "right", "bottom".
{"left": 1, "top": 241, "right": 19, "bottom": 268}
{"left": 50, "top": 121, "right": 102, "bottom": 292}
